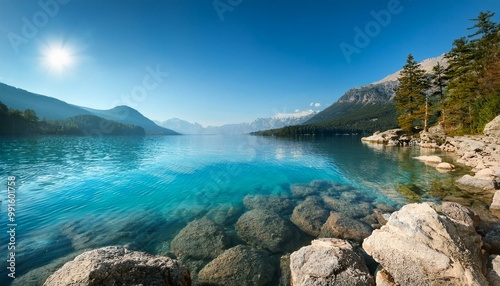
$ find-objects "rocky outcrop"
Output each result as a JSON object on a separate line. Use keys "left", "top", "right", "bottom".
{"left": 243, "top": 194, "right": 294, "bottom": 214}
{"left": 484, "top": 115, "right": 500, "bottom": 137}
{"left": 170, "top": 218, "right": 230, "bottom": 259}
{"left": 43, "top": 246, "right": 191, "bottom": 286}
{"left": 291, "top": 196, "right": 329, "bottom": 236}
{"left": 361, "top": 129, "right": 410, "bottom": 146}
{"left": 236, "top": 209, "right": 299, "bottom": 253}
{"left": 197, "top": 245, "right": 275, "bottom": 286}
{"left": 290, "top": 238, "right": 374, "bottom": 286}
{"left": 363, "top": 203, "right": 487, "bottom": 286}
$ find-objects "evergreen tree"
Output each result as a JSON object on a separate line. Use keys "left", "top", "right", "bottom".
{"left": 394, "top": 54, "right": 430, "bottom": 131}
{"left": 445, "top": 11, "right": 500, "bottom": 134}
{"left": 431, "top": 62, "right": 448, "bottom": 127}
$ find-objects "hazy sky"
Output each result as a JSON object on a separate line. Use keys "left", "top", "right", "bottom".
{"left": 0, "top": 0, "right": 499, "bottom": 126}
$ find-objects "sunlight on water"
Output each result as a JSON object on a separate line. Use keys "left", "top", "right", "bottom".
{"left": 0, "top": 135, "right": 473, "bottom": 285}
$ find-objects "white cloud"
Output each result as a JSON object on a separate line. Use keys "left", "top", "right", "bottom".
{"left": 273, "top": 109, "right": 316, "bottom": 119}
{"left": 310, "top": 102, "right": 321, "bottom": 108}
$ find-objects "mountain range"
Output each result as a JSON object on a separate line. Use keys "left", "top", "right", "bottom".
{"left": 0, "top": 83, "right": 178, "bottom": 135}
{"left": 155, "top": 110, "right": 318, "bottom": 135}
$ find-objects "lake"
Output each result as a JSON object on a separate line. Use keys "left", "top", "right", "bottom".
{"left": 0, "top": 135, "right": 477, "bottom": 285}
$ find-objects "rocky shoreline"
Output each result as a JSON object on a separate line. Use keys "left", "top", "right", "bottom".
{"left": 362, "top": 115, "right": 500, "bottom": 212}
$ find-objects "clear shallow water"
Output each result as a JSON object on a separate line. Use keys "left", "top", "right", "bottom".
{"left": 0, "top": 135, "right": 475, "bottom": 284}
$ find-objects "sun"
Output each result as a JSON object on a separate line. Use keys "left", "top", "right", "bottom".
{"left": 42, "top": 43, "right": 75, "bottom": 73}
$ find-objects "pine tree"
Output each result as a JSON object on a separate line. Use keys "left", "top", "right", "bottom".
{"left": 394, "top": 54, "right": 430, "bottom": 131}
{"left": 445, "top": 11, "right": 500, "bottom": 134}
{"left": 431, "top": 62, "right": 448, "bottom": 128}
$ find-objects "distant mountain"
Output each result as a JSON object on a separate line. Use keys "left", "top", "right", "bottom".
{"left": 82, "top": 106, "right": 178, "bottom": 135}
{"left": 0, "top": 82, "right": 178, "bottom": 135}
{"left": 0, "top": 82, "right": 92, "bottom": 119}
{"left": 156, "top": 110, "right": 318, "bottom": 135}
{"left": 373, "top": 54, "right": 447, "bottom": 84}
{"left": 155, "top": 118, "right": 205, "bottom": 134}
{"left": 255, "top": 55, "right": 447, "bottom": 136}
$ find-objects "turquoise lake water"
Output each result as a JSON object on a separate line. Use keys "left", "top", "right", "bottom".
{"left": 0, "top": 135, "right": 475, "bottom": 284}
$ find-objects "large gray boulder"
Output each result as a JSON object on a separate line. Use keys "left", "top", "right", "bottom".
{"left": 484, "top": 115, "right": 500, "bottom": 137}
{"left": 363, "top": 203, "right": 487, "bottom": 286}
{"left": 170, "top": 218, "right": 230, "bottom": 259}
{"left": 236, "top": 209, "right": 299, "bottom": 253}
{"left": 197, "top": 245, "right": 275, "bottom": 286}
{"left": 43, "top": 246, "right": 191, "bottom": 286}
{"left": 291, "top": 197, "right": 329, "bottom": 236}
{"left": 290, "top": 238, "right": 374, "bottom": 286}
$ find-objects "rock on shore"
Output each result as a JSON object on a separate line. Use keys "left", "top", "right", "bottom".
{"left": 363, "top": 203, "right": 487, "bottom": 286}
{"left": 43, "top": 246, "right": 191, "bottom": 286}
{"left": 361, "top": 128, "right": 410, "bottom": 146}
{"left": 290, "top": 238, "right": 374, "bottom": 286}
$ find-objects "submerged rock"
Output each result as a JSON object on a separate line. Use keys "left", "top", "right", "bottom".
{"left": 290, "top": 238, "right": 374, "bottom": 286}
{"left": 320, "top": 212, "right": 373, "bottom": 242}
{"left": 363, "top": 203, "right": 487, "bottom": 286}
{"left": 243, "top": 194, "right": 294, "bottom": 214}
{"left": 291, "top": 184, "right": 317, "bottom": 198}
{"left": 170, "top": 218, "right": 230, "bottom": 259}
{"left": 279, "top": 254, "right": 291, "bottom": 286}
{"left": 203, "top": 203, "right": 243, "bottom": 225}
{"left": 322, "top": 196, "right": 373, "bottom": 218}
{"left": 43, "top": 246, "right": 191, "bottom": 286}
{"left": 197, "top": 245, "right": 275, "bottom": 286}
{"left": 413, "top": 155, "right": 443, "bottom": 164}
{"left": 236, "top": 209, "right": 299, "bottom": 253}
{"left": 291, "top": 197, "right": 329, "bottom": 236}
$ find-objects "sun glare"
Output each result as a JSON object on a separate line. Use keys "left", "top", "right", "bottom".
{"left": 42, "top": 43, "right": 75, "bottom": 73}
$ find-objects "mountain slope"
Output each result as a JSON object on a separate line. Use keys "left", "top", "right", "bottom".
{"left": 306, "top": 81, "right": 398, "bottom": 127}
{"left": 0, "top": 82, "right": 178, "bottom": 135}
{"left": 0, "top": 83, "right": 92, "bottom": 119}
{"left": 82, "top": 106, "right": 178, "bottom": 135}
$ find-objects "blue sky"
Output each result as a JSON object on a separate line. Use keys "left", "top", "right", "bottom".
{"left": 0, "top": 0, "right": 499, "bottom": 126}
